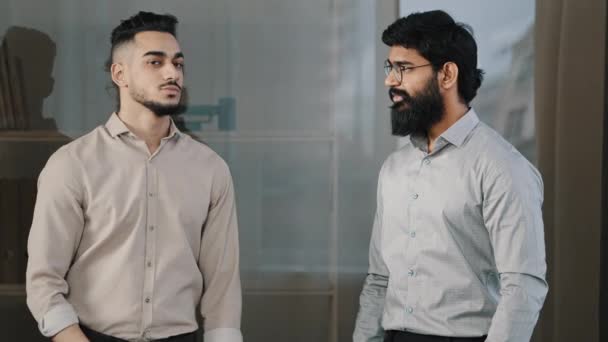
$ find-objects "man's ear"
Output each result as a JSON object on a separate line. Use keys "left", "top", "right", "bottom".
{"left": 111, "top": 62, "right": 128, "bottom": 88}
{"left": 438, "top": 62, "right": 459, "bottom": 90}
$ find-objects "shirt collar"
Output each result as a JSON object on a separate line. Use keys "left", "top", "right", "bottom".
{"left": 440, "top": 108, "right": 480, "bottom": 147}
{"left": 165, "top": 118, "right": 182, "bottom": 140}
{"left": 409, "top": 108, "right": 480, "bottom": 150}
{"left": 105, "top": 113, "right": 130, "bottom": 138}
{"left": 105, "top": 112, "right": 182, "bottom": 140}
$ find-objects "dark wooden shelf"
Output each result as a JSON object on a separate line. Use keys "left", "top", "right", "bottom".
{"left": 0, "top": 130, "right": 70, "bottom": 142}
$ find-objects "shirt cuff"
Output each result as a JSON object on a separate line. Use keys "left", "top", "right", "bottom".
{"left": 204, "top": 328, "right": 243, "bottom": 342}
{"left": 39, "top": 303, "right": 79, "bottom": 337}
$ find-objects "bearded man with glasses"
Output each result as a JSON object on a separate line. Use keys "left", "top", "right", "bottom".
{"left": 353, "top": 10, "right": 547, "bottom": 342}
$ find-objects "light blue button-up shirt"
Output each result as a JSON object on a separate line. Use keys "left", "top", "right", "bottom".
{"left": 353, "top": 109, "right": 548, "bottom": 342}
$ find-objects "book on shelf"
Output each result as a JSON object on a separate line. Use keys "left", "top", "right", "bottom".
{"left": 0, "top": 36, "right": 31, "bottom": 130}
{"left": 0, "top": 44, "right": 15, "bottom": 130}
{"left": 9, "top": 57, "right": 28, "bottom": 130}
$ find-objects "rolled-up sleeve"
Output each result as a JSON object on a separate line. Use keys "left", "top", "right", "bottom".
{"left": 26, "top": 147, "right": 85, "bottom": 337}
{"left": 482, "top": 159, "right": 548, "bottom": 342}
{"left": 198, "top": 157, "right": 242, "bottom": 342}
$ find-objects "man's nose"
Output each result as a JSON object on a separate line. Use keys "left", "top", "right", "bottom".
{"left": 384, "top": 72, "right": 400, "bottom": 87}
{"left": 162, "top": 63, "right": 181, "bottom": 81}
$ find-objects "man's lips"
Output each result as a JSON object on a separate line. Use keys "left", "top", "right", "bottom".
{"left": 389, "top": 88, "right": 409, "bottom": 103}
{"left": 160, "top": 85, "right": 182, "bottom": 94}
{"left": 161, "top": 85, "right": 181, "bottom": 92}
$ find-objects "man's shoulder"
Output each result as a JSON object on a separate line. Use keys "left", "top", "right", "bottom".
{"left": 38, "top": 127, "right": 105, "bottom": 184}
{"left": 45, "top": 126, "right": 107, "bottom": 167}
{"left": 178, "top": 134, "right": 230, "bottom": 171}
{"left": 470, "top": 123, "right": 527, "bottom": 162}
{"left": 470, "top": 122, "right": 541, "bottom": 182}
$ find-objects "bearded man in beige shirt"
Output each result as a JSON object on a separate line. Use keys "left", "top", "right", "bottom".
{"left": 26, "top": 11, "right": 242, "bottom": 342}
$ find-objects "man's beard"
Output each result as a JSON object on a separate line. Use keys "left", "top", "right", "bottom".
{"left": 389, "top": 76, "right": 444, "bottom": 137}
{"left": 131, "top": 84, "right": 188, "bottom": 117}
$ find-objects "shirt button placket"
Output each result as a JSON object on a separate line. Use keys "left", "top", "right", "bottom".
{"left": 142, "top": 161, "right": 156, "bottom": 333}
{"left": 407, "top": 159, "right": 424, "bottom": 324}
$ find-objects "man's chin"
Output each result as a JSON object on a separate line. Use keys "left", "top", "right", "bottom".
{"left": 157, "top": 97, "right": 181, "bottom": 106}
{"left": 161, "top": 104, "right": 187, "bottom": 117}
{"left": 142, "top": 101, "right": 187, "bottom": 117}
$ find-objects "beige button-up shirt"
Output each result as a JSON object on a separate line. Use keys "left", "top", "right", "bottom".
{"left": 26, "top": 113, "right": 242, "bottom": 342}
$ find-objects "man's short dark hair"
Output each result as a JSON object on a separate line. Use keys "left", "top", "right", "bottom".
{"left": 382, "top": 10, "right": 484, "bottom": 105}
{"left": 105, "top": 11, "right": 178, "bottom": 71}
{"left": 105, "top": 11, "right": 178, "bottom": 107}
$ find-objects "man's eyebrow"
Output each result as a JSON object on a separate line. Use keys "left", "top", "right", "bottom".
{"left": 142, "top": 51, "right": 185, "bottom": 59}
{"left": 391, "top": 60, "right": 414, "bottom": 66}
{"left": 143, "top": 51, "right": 166, "bottom": 58}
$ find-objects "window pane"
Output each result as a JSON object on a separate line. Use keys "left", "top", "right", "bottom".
{"left": 1, "top": 1, "right": 395, "bottom": 341}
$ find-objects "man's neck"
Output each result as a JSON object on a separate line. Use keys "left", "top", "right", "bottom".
{"left": 427, "top": 102, "right": 469, "bottom": 152}
{"left": 117, "top": 105, "right": 171, "bottom": 155}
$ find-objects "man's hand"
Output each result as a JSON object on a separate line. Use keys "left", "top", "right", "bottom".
{"left": 51, "top": 324, "right": 89, "bottom": 342}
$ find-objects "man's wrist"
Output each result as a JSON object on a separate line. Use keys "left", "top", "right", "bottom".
{"left": 52, "top": 324, "right": 89, "bottom": 342}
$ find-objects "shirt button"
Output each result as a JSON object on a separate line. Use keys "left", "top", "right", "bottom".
{"left": 149, "top": 225, "right": 154, "bottom": 231}
{"left": 145, "top": 297, "right": 150, "bottom": 303}
{"left": 408, "top": 269, "right": 415, "bottom": 276}
{"left": 412, "top": 193, "right": 419, "bottom": 200}
{"left": 424, "top": 159, "right": 431, "bottom": 165}
{"left": 147, "top": 261, "right": 152, "bottom": 267}
{"left": 148, "top": 192, "right": 154, "bottom": 197}
{"left": 407, "top": 307, "right": 413, "bottom": 314}
{"left": 410, "top": 231, "right": 416, "bottom": 238}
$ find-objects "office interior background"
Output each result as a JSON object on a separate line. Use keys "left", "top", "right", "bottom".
{"left": 0, "top": 0, "right": 606, "bottom": 341}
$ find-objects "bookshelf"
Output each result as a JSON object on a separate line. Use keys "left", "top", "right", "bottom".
{"left": 0, "top": 131, "right": 70, "bottom": 284}
{"left": 0, "top": 130, "right": 69, "bottom": 341}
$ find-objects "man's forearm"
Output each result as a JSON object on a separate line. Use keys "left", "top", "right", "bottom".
{"left": 52, "top": 324, "right": 89, "bottom": 342}
{"left": 486, "top": 273, "right": 548, "bottom": 342}
{"left": 353, "top": 273, "right": 388, "bottom": 342}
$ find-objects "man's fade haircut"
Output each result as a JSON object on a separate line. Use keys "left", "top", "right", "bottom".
{"left": 105, "top": 11, "right": 179, "bottom": 107}
{"left": 382, "top": 10, "right": 484, "bottom": 105}
{"left": 105, "top": 11, "right": 178, "bottom": 71}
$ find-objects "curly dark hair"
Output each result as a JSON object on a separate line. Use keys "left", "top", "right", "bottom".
{"left": 382, "top": 10, "right": 484, "bottom": 104}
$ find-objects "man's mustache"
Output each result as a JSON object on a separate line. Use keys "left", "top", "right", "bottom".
{"left": 160, "top": 81, "right": 182, "bottom": 90}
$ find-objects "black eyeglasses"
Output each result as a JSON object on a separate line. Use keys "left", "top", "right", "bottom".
{"left": 384, "top": 60, "right": 432, "bottom": 83}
